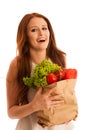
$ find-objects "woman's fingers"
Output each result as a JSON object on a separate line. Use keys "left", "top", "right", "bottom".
{"left": 47, "top": 87, "right": 57, "bottom": 96}
{"left": 36, "top": 87, "right": 42, "bottom": 95}
{"left": 34, "top": 86, "right": 64, "bottom": 110}
{"left": 50, "top": 94, "right": 64, "bottom": 101}
{"left": 50, "top": 100, "right": 64, "bottom": 106}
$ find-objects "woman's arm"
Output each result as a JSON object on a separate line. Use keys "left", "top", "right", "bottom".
{"left": 6, "top": 57, "right": 64, "bottom": 119}
{"left": 6, "top": 57, "right": 37, "bottom": 119}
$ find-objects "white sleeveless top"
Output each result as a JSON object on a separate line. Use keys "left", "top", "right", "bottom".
{"left": 15, "top": 62, "right": 74, "bottom": 130}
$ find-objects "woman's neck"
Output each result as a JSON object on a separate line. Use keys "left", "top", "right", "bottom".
{"left": 30, "top": 49, "right": 47, "bottom": 64}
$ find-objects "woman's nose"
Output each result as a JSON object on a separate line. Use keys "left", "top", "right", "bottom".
{"left": 39, "top": 29, "right": 43, "bottom": 35}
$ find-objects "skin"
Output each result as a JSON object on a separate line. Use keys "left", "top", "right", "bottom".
{"left": 6, "top": 17, "right": 64, "bottom": 119}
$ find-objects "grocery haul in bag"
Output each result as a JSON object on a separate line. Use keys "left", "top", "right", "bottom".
{"left": 23, "top": 60, "right": 78, "bottom": 127}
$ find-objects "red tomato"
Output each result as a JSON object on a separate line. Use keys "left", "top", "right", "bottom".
{"left": 54, "top": 68, "right": 65, "bottom": 80}
{"left": 46, "top": 73, "right": 58, "bottom": 84}
{"left": 54, "top": 70, "right": 60, "bottom": 79}
{"left": 59, "top": 68, "right": 66, "bottom": 80}
{"left": 65, "top": 68, "right": 77, "bottom": 79}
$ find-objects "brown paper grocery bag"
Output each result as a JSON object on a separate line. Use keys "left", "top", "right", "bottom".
{"left": 37, "top": 79, "right": 78, "bottom": 127}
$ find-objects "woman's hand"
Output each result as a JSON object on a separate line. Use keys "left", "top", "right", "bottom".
{"left": 31, "top": 87, "right": 64, "bottom": 111}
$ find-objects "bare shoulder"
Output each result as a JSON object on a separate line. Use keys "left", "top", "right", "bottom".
{"left": 9, "top": 56, "right": 17, "bottom": 68}
{"left": 6, "top": 56, "right": 18, "bottom": 81}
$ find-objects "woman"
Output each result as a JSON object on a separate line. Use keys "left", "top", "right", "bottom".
{"left": 6, "top": 12, "right": 74, "bottom": 130}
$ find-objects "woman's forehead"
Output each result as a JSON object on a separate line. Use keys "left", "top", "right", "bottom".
{"left": 28, "top": 17, "right": 47, "bottom": 28}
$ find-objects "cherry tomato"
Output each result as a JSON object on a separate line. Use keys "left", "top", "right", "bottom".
{"left": 46, "top": 73, "right": 58, "bottom": 84}
{"left": 54, "top": 68, "right": 66, "bottom": 80}
{"left": 54, "top": 71, "right": 60, "bottom": 79}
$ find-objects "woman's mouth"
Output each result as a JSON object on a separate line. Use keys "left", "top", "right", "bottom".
{"left": 38, "top": 38, "right": 46, "bottom": 43}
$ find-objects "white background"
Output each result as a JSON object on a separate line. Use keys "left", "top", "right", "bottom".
{"left": 0, "top": 0, "right": 87, "bottom": 130}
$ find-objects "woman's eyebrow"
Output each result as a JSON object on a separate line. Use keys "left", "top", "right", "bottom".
{"left": 29, "top": 25, "right": 48, "bottom": 28}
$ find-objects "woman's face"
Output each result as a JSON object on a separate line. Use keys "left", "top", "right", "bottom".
{"left": 27, "top": 17, "right": 50, "bottom": 51}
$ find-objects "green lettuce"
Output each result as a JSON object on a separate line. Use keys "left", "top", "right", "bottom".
{"left": 23, "top": 60, "right": 61, "bottom": 89}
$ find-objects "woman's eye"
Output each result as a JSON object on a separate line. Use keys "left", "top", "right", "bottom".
{"left": 31, "top": 27, "right": 48, "bottom": 32}
{"left": 31, "top": 28, "right": 38, "bottom": 32}
{"left": 42, "top": 27, "right": 48, "bottom": 30}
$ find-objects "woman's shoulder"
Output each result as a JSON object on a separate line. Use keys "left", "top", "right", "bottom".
{"left": 10, "top": 56, "right": 18, "bottom": 67}
{"left": 6, "top": 56, "right": 18, "bottom": 81}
